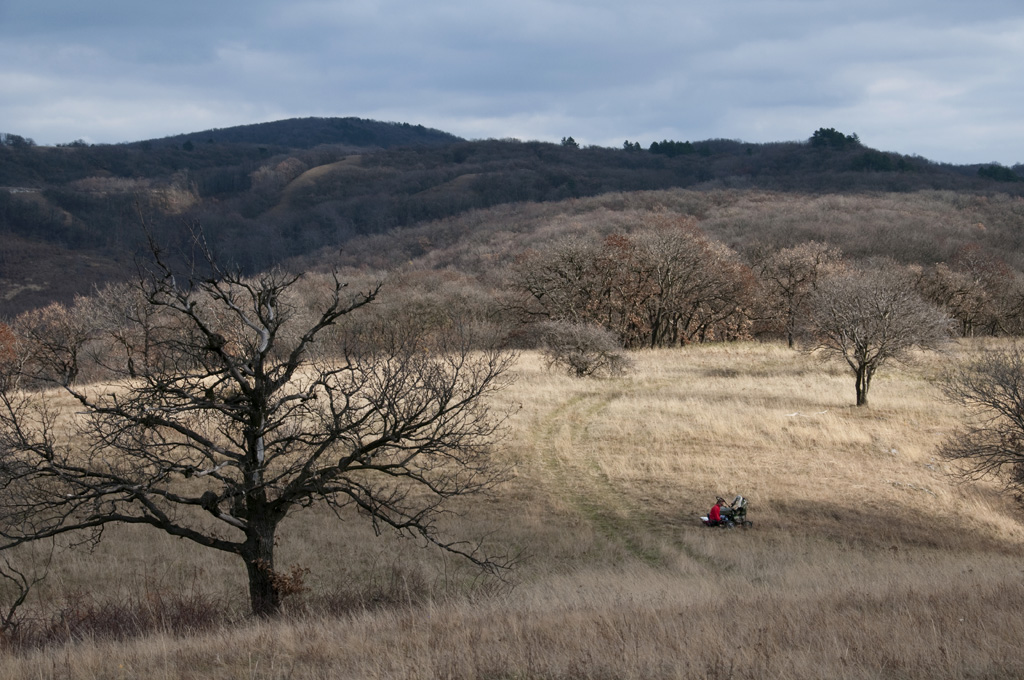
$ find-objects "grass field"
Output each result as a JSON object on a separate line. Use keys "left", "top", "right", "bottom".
{"left": 2, "top": 342, "right": 1023, "bottom": 679}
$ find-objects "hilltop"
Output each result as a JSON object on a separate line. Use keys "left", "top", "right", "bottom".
{"left": 127, "top": 116, "right": 464, "bottom": 150}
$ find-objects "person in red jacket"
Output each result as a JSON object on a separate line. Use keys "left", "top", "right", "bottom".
{"left": 705, "top": 497, "right": 726, "bottom": 526}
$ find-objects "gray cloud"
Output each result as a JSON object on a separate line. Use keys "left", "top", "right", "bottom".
{"left": 1, "top": 0, "right": 1022, "bottom": 164}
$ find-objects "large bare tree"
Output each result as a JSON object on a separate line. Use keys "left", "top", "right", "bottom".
{"left": 513, "top": 215, "right": 753, "bottom": 348}
{"left": 807, "top": 266, "right": 952, "bottom": 407}
{"left": 0, "top": 251, "right": 515, "bottom": 617}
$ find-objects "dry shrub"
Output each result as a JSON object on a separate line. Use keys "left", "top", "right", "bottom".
{"left": 4, "top": 588, "right": 232, "bottom": 651}
{"left": 537, "top": 320, "right": 632, "bottom": 378}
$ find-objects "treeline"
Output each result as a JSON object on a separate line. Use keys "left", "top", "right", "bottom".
{"left": 0, "top": 117, "right": 461, "bottom": 187}
{"left": 509, "top": 222, "right": 1024, "bottom": 350}
{"left": 291, "top": 191, "right": 1024, "bottom": 352}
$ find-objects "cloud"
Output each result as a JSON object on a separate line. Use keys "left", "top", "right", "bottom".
{"left": 0, "top": 0, "right": 1022, "bottom": 164}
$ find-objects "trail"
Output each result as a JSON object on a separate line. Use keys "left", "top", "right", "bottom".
{"left": 534, "top": 388, "right": 679, "bottom": 567}
{"left": 531, "top": 379, "right": 745, "bottom": 572}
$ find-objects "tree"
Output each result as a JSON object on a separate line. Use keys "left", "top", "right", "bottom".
{"left": 560, "top": 136, "right": 579, "bottom": 149}
{"left": 914, "top": 244, "right": 1024, "bottom": 338}
{"left": 752, "top": 241, "right": 843, "bottom": 347}
{"left": 0, "top": 247, "right": 515, "bottom": 617}
{"left": 809, "top": 127, "right": 860, "bottom": 150}
{"left": 512, "top": 215, "right": 754, "bottom": 349}
{"left": 939, "top": 346, "right": 1024, "bottom": 502}
{"left": 0, "top": 133, "right": 35, "bottom": 148}
{"left": 513, "top": 236, "right": 608, "bottom": 326}
{"left": 625, "top": 218, "right": 753, "bottom": 347}
{"left": 11, "top": 300, "right": 93, "bottom": 386}
{"left": 806, "top": 266, "right": 951, "bottom": 406}
{"left": 648, "top": 140, "right": 695, "bottom": 157}
{"left": 977, "top": 164, "right": 1021, "bottom": 182}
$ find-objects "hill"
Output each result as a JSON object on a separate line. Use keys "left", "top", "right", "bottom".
{"left": 2, "top": 118, "right": 1024, "bottom": 316}
{"left": 128, "top": 116, "right": 464, "bottom": 150}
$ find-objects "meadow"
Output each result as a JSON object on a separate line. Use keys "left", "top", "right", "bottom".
{"left": 2, "top": 341, "right": 1023, "bottom": 679}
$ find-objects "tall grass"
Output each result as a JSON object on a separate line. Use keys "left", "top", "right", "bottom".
{"left": 2, "top": 342, "right": 1023, "bottom": 679}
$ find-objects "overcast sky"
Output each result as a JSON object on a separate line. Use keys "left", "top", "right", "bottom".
{"left": 2, "top": 1, "right": 1022, "bottom": 165}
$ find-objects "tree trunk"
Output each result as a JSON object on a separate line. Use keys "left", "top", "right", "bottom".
{"left": 855, "top": 364, "right": 871, "bottom": 407}
{"left": 242, "top": 516, "right": 281, "bottom": 617}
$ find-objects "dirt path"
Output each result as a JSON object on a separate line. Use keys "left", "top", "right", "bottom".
{"left": 533, "top": 389, "right": 679, "bottom": 566}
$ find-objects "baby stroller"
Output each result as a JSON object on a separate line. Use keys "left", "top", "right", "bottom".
{"left": 723, "top": 495, "right": 752, "bottom": 528}
{"left": 701, "top": 495, "right": 753, "bottom": 529}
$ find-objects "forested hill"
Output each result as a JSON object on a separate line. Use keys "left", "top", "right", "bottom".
{"left": 128, "top": 117, "right": 464, "bottom": 150}
{"left": 0, "top": 117, "right": 464, "bottom": 187}
{"left": 1, "top": 118, "right": 1023, "bottom": 316}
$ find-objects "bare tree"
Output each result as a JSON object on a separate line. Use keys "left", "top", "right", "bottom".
{"left": 513, "top": 215, "right": 754, "bottom": 348}
{"left": 0, "top": 545, "right": 52, "bottom": 642}
{"left": 0, "top": 249, "right": 516, "bottom": 617}
{"left": 625, "top": 217, "right": 753, "bottom": 348}
{"left": 939, "top": 346, "right": 1024, "bottom": 501}
{"left": 752, "top": 241, "right": 842, "bottom": 347}
{"left": 806, "top": 266, "right": 952, "bottom": 406}
{"left": 12, "top": 300, "right": 93, "bottom": 386}
{"left": 513, "top": 236, "right": 608, "bottom": 326}
{"left": 917, "top": 246, "right": 1024, "bottom": 338}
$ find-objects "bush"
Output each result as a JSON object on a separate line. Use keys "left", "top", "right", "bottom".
{"left": 537, "top": 321, "right": 632, "bottom": 378}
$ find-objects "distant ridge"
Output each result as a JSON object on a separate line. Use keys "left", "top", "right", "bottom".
{"left": 131, "top": 116, "right": 464, "bottom": 150}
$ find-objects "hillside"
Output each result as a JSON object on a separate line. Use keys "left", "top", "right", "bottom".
{"left": 2, "top": 118, "right": 1024, "bottom": 316}
{"left": 294, "top": 187, "right": 1024, "bottom": 276}
{"left": 3, "top": 344, "right": 1022, "bottom": 678}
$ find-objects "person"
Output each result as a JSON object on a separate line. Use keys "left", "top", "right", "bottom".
{"left": 705, "top": 496, "right": 727, "bottom": 526}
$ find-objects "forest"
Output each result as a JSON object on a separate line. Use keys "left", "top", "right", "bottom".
{"left": 1, "top": 117, "right": 1023, "bottom": 316}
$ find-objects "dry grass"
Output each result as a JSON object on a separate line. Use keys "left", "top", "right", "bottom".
{"left": 3, "top": 341, "right": 1024, "bottom": 679}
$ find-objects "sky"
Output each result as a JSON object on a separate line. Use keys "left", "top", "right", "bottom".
{"left": 2, "top": 1, "right": 1023, "bottom": 166}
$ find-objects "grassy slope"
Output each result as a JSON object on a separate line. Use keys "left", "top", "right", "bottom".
{"left": 3, "top": 342, "right": 1024, "bottom": 679}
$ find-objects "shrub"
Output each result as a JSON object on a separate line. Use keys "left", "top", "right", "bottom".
{"left": 537, "top": 321, "right": 632, "bottom": 378}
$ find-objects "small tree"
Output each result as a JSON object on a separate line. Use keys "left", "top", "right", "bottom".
{"left": 806, "top": 266, "right": 952, "bottom": 406}
{"left": 12, "top": 300, "right": 93, "bottom": 386}
{"left": 537, "top": 320, "right": 631, "bottom": 378}
{"left": 917, "top": 245, "right": 1022, "bottom": 337}
{"left": 939, "top": 346, "right": 1024, "bottom": 500}
{"left": 0, "top": 248, "right": 515, "bottom": 617}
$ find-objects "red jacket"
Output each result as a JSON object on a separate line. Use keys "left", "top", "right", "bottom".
{"left": 709, "top": 504, "right": 721, "bottom": 523}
